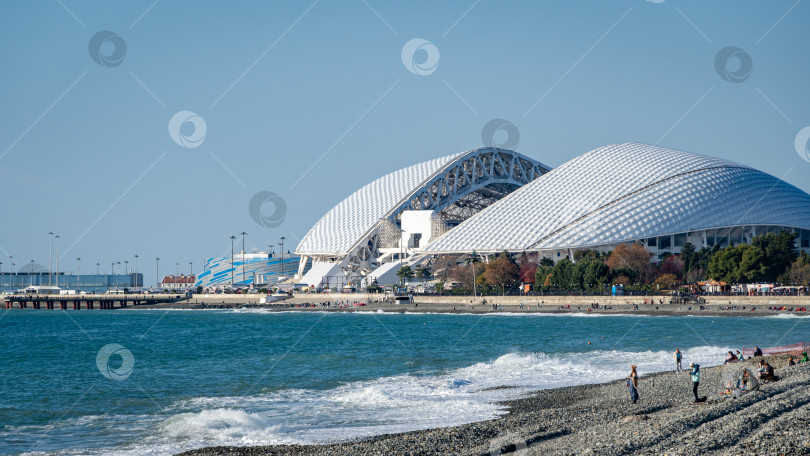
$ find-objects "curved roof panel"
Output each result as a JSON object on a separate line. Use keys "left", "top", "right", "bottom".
{"left": 425, "top": 143, "right": 810, "bottom": 252}
{"left": 296, "top": 153, "right": 464, "bottom": 255}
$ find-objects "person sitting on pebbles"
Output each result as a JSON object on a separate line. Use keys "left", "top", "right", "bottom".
{"left": 740, "top": 368, "right": 759, "bottom": 392}
{"left": 788, "top": 356, "right": 796, "bottom": 366}
{"left": 724, "top": 351, "right": 738, "bottom": 364}
{"left": 799, "top": 352, "right": 809, "bottom": 364}
{"left": 757, "top": 361, "right": 778, "bottom": 382}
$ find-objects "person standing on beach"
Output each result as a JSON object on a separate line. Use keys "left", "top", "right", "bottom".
{"left": 627, "top": 365, "right": 639, "bottom": 404}
{"left": 689, "top": 362, "right": 701, "bottom": 402}
{"left": 674, "top": 348, "right": 682, "bottom": 372}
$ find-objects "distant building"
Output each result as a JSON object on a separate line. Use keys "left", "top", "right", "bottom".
{"left": 159, "top": 275, "right": 196, "bottom": 290}
{"left": 0, "top": 271, "right": 142, "bottom": 294}
{"left": 195, "top": 251, "right": 304, "bottom": 289}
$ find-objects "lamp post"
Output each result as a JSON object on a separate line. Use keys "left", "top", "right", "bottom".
{"left": 399, "top": 229, "right": 406, "bottom": 287}
{"left": 76, "top": 258, "right": 80, "bottom": 291}
{"left": 464, "top": 250, "right": 481, "bottom": 300}
{"left": 280, "top": 236, "right": 286, "bottom": 278}
{"left": 124, "top": 260, "right": 128, "bottom": 275}
{"left": 0, "top": 261, "right": 3, "bottom": 293}
{"left": 9, "top": 256, "right": 13, "bottom": 290}
{"left": 48, "top": 232, "right": 53, "bottom": 286}
{"left": 30, "top": 260, "right": 35, "bottom": 286}
{"left": 96, "top": 262, "right": 99, "bottom": 275}
{"left": 156, "top": 258, "right": 160, "bottom": 289}
{"left": 240, "top": 232, "right": 248, "bottom": 286}
{"left": 55, "top": 235, "right": 60, "bottom": 288}
{"left": 230, "top": 236, "right": 236, "bottom": 286}
{"left": 134, "top": 254, "right": 139, "bottom": 287}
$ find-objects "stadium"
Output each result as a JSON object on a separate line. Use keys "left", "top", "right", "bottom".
{"left": 295, "top": 143, "right": 810, "bottom": 289}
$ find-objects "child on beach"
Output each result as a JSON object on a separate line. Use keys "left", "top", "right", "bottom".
{"left": 674, "top": 348, "right": 682, "bottom": 372}
{"left": 627, "top": 365, "right": 639, "bottom": 404}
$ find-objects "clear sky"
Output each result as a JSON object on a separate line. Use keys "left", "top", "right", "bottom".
{"left": 1, "top": 0, "right": 808, "bottom": 285}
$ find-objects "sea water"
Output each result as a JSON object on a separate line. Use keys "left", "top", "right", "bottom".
{"left": 1, "top": 309, "right": 807, "bottom": 455}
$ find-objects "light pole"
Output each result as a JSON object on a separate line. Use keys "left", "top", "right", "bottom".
{"left": 230, "top": 236, "right": 236, "bottom": 286}
{"left": 76, "top": 258, "right": 80, "bottom": 290}
{"left": 399, "top": 229, "right": 405, "bottom": 288}
{"left": 124, "top": 260, "right": 128, "bottom": 275}
{"left": 0, "top": 261, "right": 3, "bottom": 293}
{"left": 240, "top": 232, "right": 247, "bottom": 285}
{"left": 280, "top": 236, "right": 286, "bottom": 278}
{"left": 48, "top": 232, "right": 53, "bottom": 286}
{"left": 30, "top": 260, "right": 35, "bottom": 286}
{"left": 134, "top": 254, "right": 139, "bottom": 287}
{"left": 9, "top": 255, "right": 13, "bottom": 290}
{"left": 155, "top": 257, "right": 160, "bottom": 289}
{"left": 176, "top": 262, "right": 179, "bottom": 277}
{"left": 96, "top": 262, "right": 100, "bottom": 275}
{"left": 189, "top": 261, "right": 193, "bottom": 277}
{"left": 55, "top": 235, "right": 60, "bottom": 288}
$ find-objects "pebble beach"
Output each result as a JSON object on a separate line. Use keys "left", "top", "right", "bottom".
{"left": 178, "top": 354, "right": 810, "bottom": 456}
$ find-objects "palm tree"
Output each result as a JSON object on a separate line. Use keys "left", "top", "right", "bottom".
{"left": 464, "top": 251, "right": 482, "bottom": 298}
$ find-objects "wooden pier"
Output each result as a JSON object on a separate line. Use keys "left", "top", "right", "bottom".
{"left": 3, "top": 293, "right": 190, "bottom": 310}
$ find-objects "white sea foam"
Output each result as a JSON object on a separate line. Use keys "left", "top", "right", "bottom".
{"left": 97, "top": 344, "right": 731, "bottom": 455}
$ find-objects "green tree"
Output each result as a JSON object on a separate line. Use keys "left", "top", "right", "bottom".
{"left": 552, "top": 258, "right": 575, "bottom": 289}
{"left": 414, "top": 265, "right": 432, "bottom": 282}
{"left": 533, "top": 264, "right": 553, "bottom": 291}
{"left": 681, "top": 242, "right": 696, "bottom": 273}
{"left": 583, "top": 260, "right": 610, "bottom": 290}
{"left": 788, "top": 252, "right": 810, "bottom": 286}
{"left": 752, "top": 231, "right": 799, "bottom": 282}
{"left": 539, "top": 257, "right": 555, "bottom": 267}
{"left": 396, "top": 265, "right": 415, "bottom": 285}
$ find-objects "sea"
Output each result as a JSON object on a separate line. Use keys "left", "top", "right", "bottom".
{"left": 1, "top": 309, "right": 807, "bottom": 455}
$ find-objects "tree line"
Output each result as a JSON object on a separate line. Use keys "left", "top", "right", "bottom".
{"left": 386, "top": 230, "right": 810, "bottom": 294}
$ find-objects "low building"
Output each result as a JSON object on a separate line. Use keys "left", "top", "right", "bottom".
{"left": 159, "top": 275, "right": 196, "bottom": 290}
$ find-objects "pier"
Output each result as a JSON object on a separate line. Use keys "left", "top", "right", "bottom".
{"left": 3, "top": 293, "right": 190, "bottom": 310}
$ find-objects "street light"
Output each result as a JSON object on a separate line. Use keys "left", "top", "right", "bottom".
{"left": 76, "top": 258, "right": 81, "bottom": 291}
{"left": 30, "top": 260, "right": 35, "bottom": 286}
{"left": 230, "top": 236, "right": 236, "bottom": 286}
{"left": 240, "top": 232, "right": 248, "bottom": 286}
{"left": 96, "top": 262, "right": 100, "bottom": 275}
{"left": 55, "top": 235, "right": 60, "bottom": 288}
{"left": 399, "top": 229, "right": 405, "bottom": 287}
{"left": 280, "top": 236, "right": 286, "bottom": 278}
{"left": 135, "top": 254, "right": 139, "bottom": 288}
{"left": 48, "top": 232, "right": 53, "bottom": 286}
{"left": 155, "top": 258, "right": 160, "bottom": 289}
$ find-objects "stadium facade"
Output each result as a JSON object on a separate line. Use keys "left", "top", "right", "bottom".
{"left": 295, "top": 147, "right": 552, "bottom": 288}
{"left": 295, "top": 143, "right": 810, "bottom": 289}
{"left": 194, "top": 252, "right": 303, "bottom": 289}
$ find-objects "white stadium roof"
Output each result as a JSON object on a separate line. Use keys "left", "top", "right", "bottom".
{"left": 425, "top": 143, "right": 810, "bottom": 253}
{"left": 296, "top": 148, "right": 551, "bottom": 257}
{"left": 296, "top": 152, "right": 464, "bottom": 256}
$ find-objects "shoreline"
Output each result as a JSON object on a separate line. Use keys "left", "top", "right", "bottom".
{"left": 125, "top": 297, "right": 810, "bottom": 319}
{"left": 177, "top": 354, "right": 810, "bottom": 455}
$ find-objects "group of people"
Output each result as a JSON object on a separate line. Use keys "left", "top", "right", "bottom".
{"left": 626, "top": 349, "right": 810, "bottom": 405}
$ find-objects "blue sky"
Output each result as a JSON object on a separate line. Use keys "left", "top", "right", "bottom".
{"left": 0, "top": 0, "right": 808, "bottom": 285}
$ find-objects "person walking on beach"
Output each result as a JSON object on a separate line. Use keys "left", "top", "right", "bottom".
{"left": 689, "top": 362, "right": 702, "bottom": 402}
{"left": 674, "top": 348, "right": 682, "bottom": 372}
{"left": 627, "top": 365, "right": 639, "bottom": 404}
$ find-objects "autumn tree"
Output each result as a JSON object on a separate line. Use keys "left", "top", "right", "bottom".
{"left": 485, "top": 252, "right": 520, "bottom": 295}
{"left": 606, "top": 244, "right": 655, "bottom": 284}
